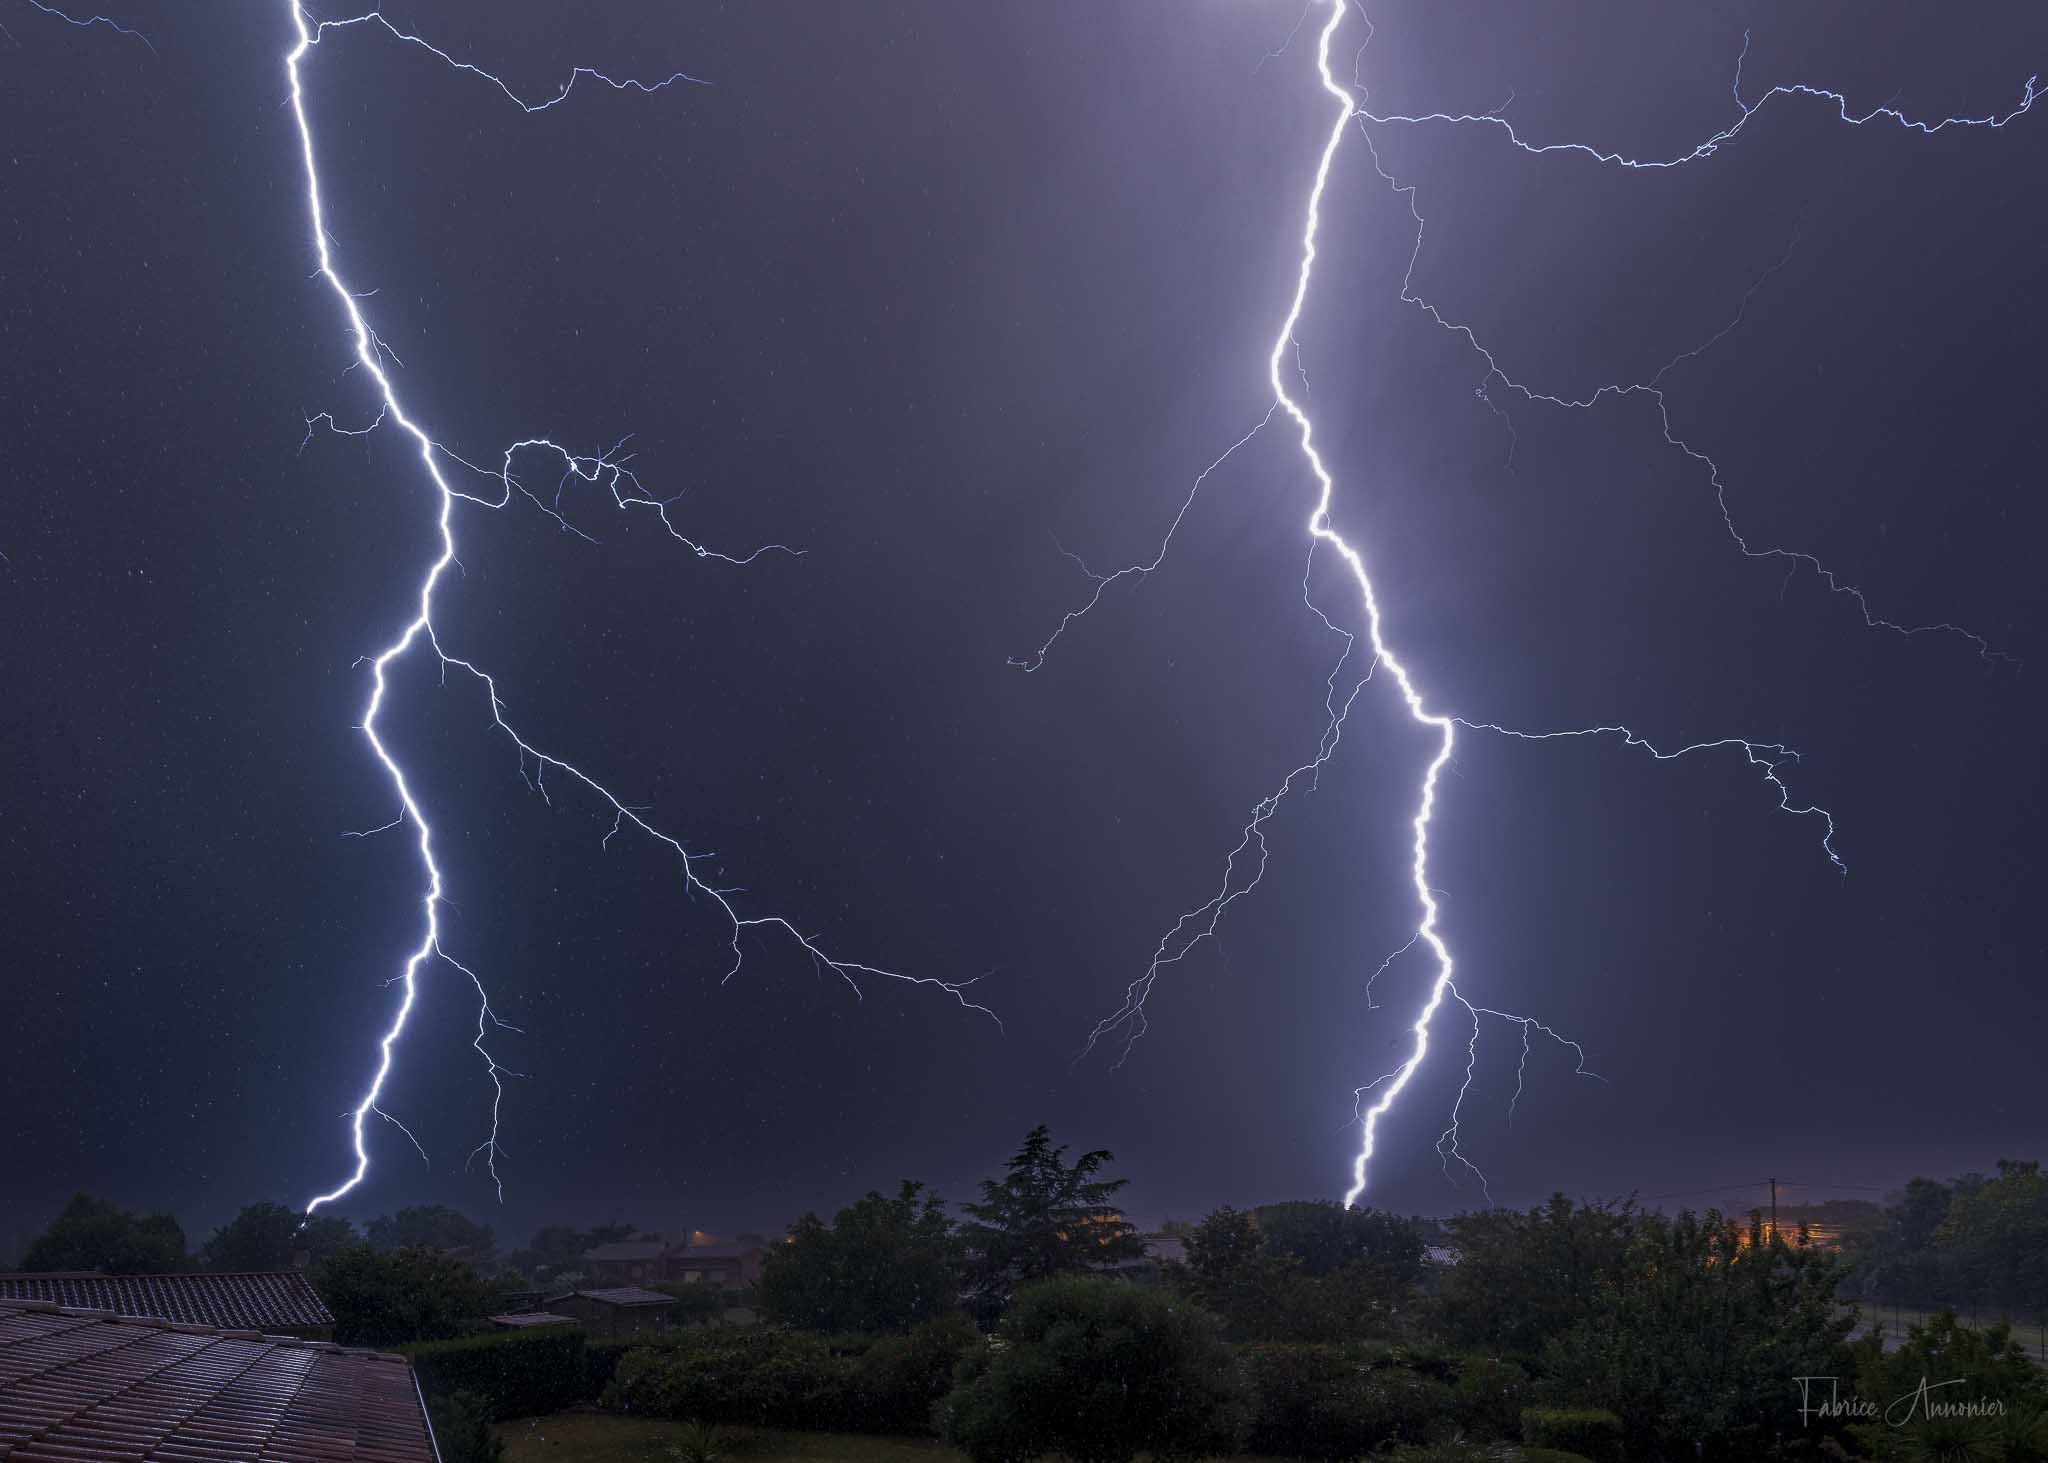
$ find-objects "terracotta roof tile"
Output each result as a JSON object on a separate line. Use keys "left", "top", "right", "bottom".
{"left": 0, "top": 1301, "right": 434, "bottom": 1463}
{"left": 0, "top": 1274, "right": 335, "bottom": 1334}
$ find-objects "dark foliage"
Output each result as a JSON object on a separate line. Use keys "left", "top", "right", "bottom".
{"left": 1179, "top": 1202, "right": 1423, "bottom": 1342}
{"left": 937, "top": 1276, "right": 1247, "bottom": 1463}
{"left": 20, "top": 1193, "right": 188, "bottom": 1273}
{"left": 313, "top": 1243, "right": 491, "bottom": 1347}
{"left": 426, "top": 1389, "right": 506, "bottom": 1463}
{"left": 1237, "top": 1342, "right": 1451, "bottom": 1459}
{"left": 365, "top": 1204, "right": 496, "bottom": 1257}
{"left": 1535, "top": 1212, "right": 1855, "bottom": 1462}
{"left": 1435, "top": 1194, "right": 1636, "bottom": 1355}
{"left": 1845, "top": 1310, "right": 2048, "bottom": 1460}
{"left": 959, "top": 1126, "right": 1144, "bottom": 1321}
{"left": 1520, "top": 1408, "right": 1623, "bottom": 1463}
{"left": 759, "top": 1181, "right": 962, "bottom": 1334}
{"left": 603, "top": 1317, "right": 980, "bottom": 1436}
{"left": 406, "top": 1328, "right": 591, "bottom": 1419}
{"left": 199, "top": 1201, "right": 354, "bottom": 1272}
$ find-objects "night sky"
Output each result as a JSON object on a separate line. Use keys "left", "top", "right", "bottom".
{"left": 4, "top": 1, "right": 2045, "bottom": 1254}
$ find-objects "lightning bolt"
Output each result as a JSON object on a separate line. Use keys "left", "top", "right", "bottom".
{"left": 1348, "top": 23, "right": 2028, "bottom": 665}
{"left": 1018, "top": 0, "right": 2031, "bottom": 1207}
{"left": 284, "top": 5, "right": 995, "bottom": 1214}
{"left": 13, "top": 0, "right": 154, "bottom": 52}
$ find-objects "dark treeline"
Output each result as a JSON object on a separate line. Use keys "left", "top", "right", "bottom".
{"left": 13, "top": 1142, "right": 2048, "bottom": 1462}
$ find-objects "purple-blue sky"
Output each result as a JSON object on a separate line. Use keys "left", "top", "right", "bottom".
{"left": 3, "top": 1, "right": 2043, "bottom": 1252}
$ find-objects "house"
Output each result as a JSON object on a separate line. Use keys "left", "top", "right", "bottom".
{"left": 0, "top": 1298, "right": 436, "bottom": 1461}
{"left": 543, "top": 1286, "right": 679, "bottom": 1338}
{"left": 584, "top": 1240, "right": 669, "bottom": 1286}
{"left": 663, "top": 1243, "right": 768, "bottom": 1290}
{"left": 0, "top": 1269, "right": 336, "bottom": 1340}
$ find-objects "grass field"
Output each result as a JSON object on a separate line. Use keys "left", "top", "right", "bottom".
{"left": 495, "top": 1411, "right": 1298, "bottom": 1463}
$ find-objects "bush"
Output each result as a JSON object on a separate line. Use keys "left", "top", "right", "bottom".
{"left": 1449, "top": 1354, "right": 1533, "bottom": 1441}
{"left": 426, "top": 1389, "right": 505, "bottom": 1463}
{"left": 1521, "top": 1407, "right": 1622, "bottom": 1463}
{"left": 1515, "top": 1452, "right": 1595, "bottom": 1463}
{"left": 937, "top": 1276, "right": 1247, "bottom": 1463}
{"left": 843, "top": 1314, "right": 982, "bottom": 1433}
{"left": 607, "top": 1329, "right": 843, "bottom": 1428}
{"left": 405, "top": 1328, "right": 590, "bottom": 1419}
{"left": 1240, "top": 1343, "right": 1452, "bottom": 1459}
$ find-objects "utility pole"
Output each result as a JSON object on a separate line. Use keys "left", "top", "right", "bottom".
{"left": 1769, "top": 1177, "right": 1778, "bottom": 1239}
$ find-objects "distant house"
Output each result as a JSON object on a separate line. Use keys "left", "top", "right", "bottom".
{"left": 583, "top": 1235, "right": 769, "bottom": 1291}
{"left": 544, "top": 1286, "right": 679, "bottom": 1338}
{"left": 584, "top": 1241, "right": 670, "bottom": 1287}
{"left": 664, "top": 1243, "right": 768, "bottom": 1290}
{"left": 0, "top": 1270, "right": 336, "bottom": 1340}
{"left": 0, "top": 1298, "right": 435, "bottom": 1461}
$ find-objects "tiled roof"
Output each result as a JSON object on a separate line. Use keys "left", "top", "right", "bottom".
{"left": 670, "top": 1245, "right": 761, "bottom": 1260}
{"left": 0, "top": 1300, "right": 434, "bottom": 1462}
{"left": 567, "top": 1287, "right": 675, "bottom": 1308}
{"left": 486, "top": 1312, "right": 575, "bottom": 1329}
{"left": 0, "top": 1272, "right": 335, "bottom": 1332}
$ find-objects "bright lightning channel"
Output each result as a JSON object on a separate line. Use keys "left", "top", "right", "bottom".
{"left": 285, "top": 6, "right": 996, "bottom": 1213}
{"left": 1021, "top": 1, "right": 2030, "bottom": 1207}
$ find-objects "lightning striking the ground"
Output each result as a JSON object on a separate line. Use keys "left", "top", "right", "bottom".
{"left": 1022, "top": 1, "right": 2030, "bottom": 1205}
{"left": 284, "top": 5, "right": 994, "bottom": 1214}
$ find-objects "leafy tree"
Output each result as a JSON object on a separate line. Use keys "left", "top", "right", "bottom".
{"left": 758, "top": 1181, "right": 961, "bottom": 1333}
{"left": 312, "top": 1243, "right": 490, "bottom": 1346}
{"left": 937, "top": 1275, "right": 1247, "bottom": 1463}
{"left": 1537, "top": 1211, "right": 1856, "bottom": 1462}
{"left": 366, "top": 1204, "right": 495, "bottom": 1257}
{"left": 1179, "top": 1201, "right": 1421, "bottom": 1342}
{"left": 1255, "top": 1200, "right": 1425, "bottom": 1285}
{"left": 1937, "top": 1159, "right": 2048, "bottom": 1316}
{"left": 959, "top": 1125, "right": 1143, "bottom": 1319}
{"left": 199, "top": 1202, "right": 355, "bottom": 1271}
{"left": 20, "top": 1193, "right": 188, "bottom": 1273}
{"left": 652, "top": 1283, "right": 731, "bottom": 1327}
{"left": 1435, "top": 1194, "right": 1636, "bottom": 1355}
{"left": 1846, "top": 1310, "right": 2048, "bottom": 1461}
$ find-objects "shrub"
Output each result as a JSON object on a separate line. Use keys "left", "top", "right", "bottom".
{"left": 406, "top": 1328, "right": 590, "bottom": 1419}
{"left": 937, "top": 1276, "right": 1247, "bottom": 1463}
{"left": 1449, "top": 1354, "right": 1533, "bottom": 1441}
{"left": 1240, "top": 1343, "right": 1452, "bottom": 1459}
{"left": 426, "top": 1389, "right": 505, "bottom": 1463}
{"left": 606, "top": 1328, "right": 843, "bottom": 1428}
{"left": 843, "top": 1314, "right": 982, "bottom": 1433}
{"left": 1521, "top": 1407, "right": 1623, "bottom": 1463}
{"left": 1515, "top": 1452, "right": 1595, "bottom": 1463}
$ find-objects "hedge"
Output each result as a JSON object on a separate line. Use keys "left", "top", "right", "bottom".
{"left": 1522, "top": 1406, "right": 1624, "bottom": 1463}
{"left": 603, "top": 1317, "right": 980, "bottom": 1435}
{"left": 1239, "top": 1343, "right": 1452, "bottom": 1458}
{"left": 404, "top": 1328, "right": 590, "bottom": 1420}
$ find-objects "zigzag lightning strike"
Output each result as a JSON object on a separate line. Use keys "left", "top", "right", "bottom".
{"left": 1023, "top": 1, "right": 2028, "bottom": 1205}
{"left": 284, "top": 5, "right": 994, "bottom": 1213}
